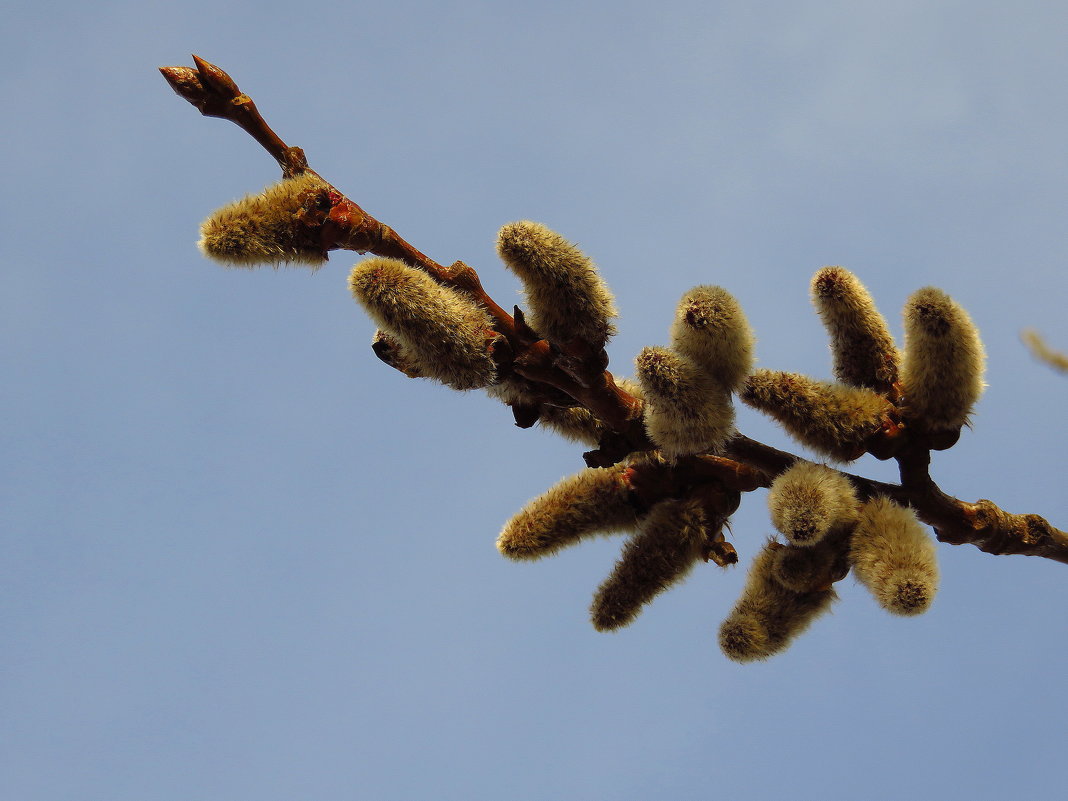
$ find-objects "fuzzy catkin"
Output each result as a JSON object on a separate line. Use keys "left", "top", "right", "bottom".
{"left": 636, "top": 346, "right": 735, "bottom": 459}
{"left": 590, "top": 499, "right": 708, "bottom": 631}
{"left": 350, "top": 257, "right": 499, "bottom": 391}
{"left": 198, "top": 174, "right": 330, "bottom": 267}
{"left": 810, "top": 267, "right": 899, "bottom": 393}
{"left": 718, "top": 541, "right": 837, "bottom": 662}
{"left": 771, "top": 536, "right": 849, "bottom": 594}
{"left": 496, "top": 221, "right": 617, "bottom": 348}
{"left": 900, "top": 287, "right": 986, "bottom": 431}
{"left": 767, "top": 462, "right": 859, "bottom": 546}
{"left": 670, "top": 285, "right": 755, "bottom": 392}
{"left": 740, "top": 370, "right": 891, "bottom": 461}
{"left": 497, "top": 464, "right": 639, "bottom": 559}
{"left": 849, "top": 497, "right": 939, "bottom": 616}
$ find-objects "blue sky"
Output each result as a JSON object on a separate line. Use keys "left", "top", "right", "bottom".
{"left": 4, "top": 2, "right": 1068, "bottom": 799}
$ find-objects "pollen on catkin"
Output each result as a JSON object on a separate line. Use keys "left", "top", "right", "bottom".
{"left": 198, "top": 173, "right": 331, "bottom": 267}
{"left": 718, "top": 540, "right": 837, "bottom": 662}
{"left": 590, "top": 498, "right": 708, "bottom": 631}
{"left": 635, "top": 346, "right": 735, "bottom": 459}
{"left": 670, "top": 285, "right": 755, "bottom": 392}
{"left": 767, "top": 462, "right": 859, "bottom": 546}
{"left": 740, "top": 370, "right": 891, "bottom": 461}
{"left": 349, "top": 257, "right": 499, "bottom": 391}
{"left": 810, "top": 267, "right": 899, "bottom": 393}
{"left": 849, "top": 497, "right": 939, "bottom": 616}
{"left": 900, "top": 287, "right": 986, "bottom": 432}
{"left": 497, "top": 464, "right": 639, "bottom": 560}
{"left": 496, "top": 221, "right": 617, "bottom": 348}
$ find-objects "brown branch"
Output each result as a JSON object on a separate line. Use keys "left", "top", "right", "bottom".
{"left": 162, "top": 56, "right": 1068, "bottom": 568}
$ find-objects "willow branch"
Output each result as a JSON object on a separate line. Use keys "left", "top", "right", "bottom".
{"left": 162, "top": 56, "right": 1068, "bottom": 567}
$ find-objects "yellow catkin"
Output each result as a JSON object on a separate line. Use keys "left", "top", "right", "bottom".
{"left": 767, "top": 462, "right": 859, "bottom": 546}
{"left": 496, "top": 221, "right": 618, "bottom": 348}
{"left": 900, "top": 287, "right": 986, "bottom": 432}
{"left": 590, "top": 498, "right": 708, "bottom": 631}
{"left": 849, "top": 497, "right": 939, "bottom": 616}
{"left": 740, "top": 369, "right": 891, "bottom": 462}
{"left": 719, "top": 541, "right": 837, "bottom": 662}
{"left": 635, "top": 346, "right": 735, "bottom": 459}
{"left": 198, "top": 174, "right": 331, "bottom": 267}
{"left": 670, "top": 285, "right": 755, "bottom": 392}
{"left": 349, "top": 257, "right": 499, "bottom": 391}
{"left": 810, "top": 267, "right": 899, "bottom": 393}
{"left": 497, "top": 464, "right": 639, "bottom": 560}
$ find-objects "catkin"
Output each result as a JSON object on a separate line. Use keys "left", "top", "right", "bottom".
{"left": 350, "top": 257, "right": 499, "bottom": 391}
{"left": 497, "top": 464, "right": 639, "bottom": 560}
{"left": 810, "top": 267, "right": 899, "bottom": 393}
{"left": 740, "top": 370, "right": 891, "bottom": 461}
{"left": 719, "top": 541, "right": 837, "bottom": 662}
{"left": 849, "top": 497, "right": 939, "bottom": 616}
{"left": 198, "top": 174, "right": 331, "bottom": 267}
{"left": 636, "top": 346, "right": 735, "bottom": 459}
{"left": 590, "top": 499, "right": 708, "bottom": 631}
{"left": 900, "top": 287, "right": 986, "bottom": 431}
{"left": 496, "top": 221, "right": 617, "bottom": 348}
{"left": 670, "top": 285, "right": 755, "bottom": 392}
{"left": 767, "top": 462, "right": 859, "bottom": 546}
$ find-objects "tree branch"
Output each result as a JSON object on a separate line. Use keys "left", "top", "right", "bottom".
{"left": 161, "top": 55, "right": 1068, "bottom": 567}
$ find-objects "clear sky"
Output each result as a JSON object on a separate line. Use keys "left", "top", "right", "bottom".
{"left": 4, "top": 1, "right": 1068, "bottom": 799}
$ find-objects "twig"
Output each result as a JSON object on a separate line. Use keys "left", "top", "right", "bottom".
{"left": 161, "top": 55, "right": 1068, "bottom": 567}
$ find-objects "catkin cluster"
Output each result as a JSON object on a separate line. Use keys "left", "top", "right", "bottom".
{"left": 192, "top": 178, "right": 973, "bottom": 661}
{"left": 741, "top": 267, "right": 985, "bottom": 458}
{"left": 498, "top": 459, "right": 739, "bottom": 631}
{"left": 717, "top": 462, "right": 939, "bottom": 662}
{"left": 636, "top": 286, "right": 755, "bottom": 460}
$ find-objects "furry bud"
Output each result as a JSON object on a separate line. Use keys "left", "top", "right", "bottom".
{"left": 901, "top": 287, "right": 986, "bottom": 431}
{"left": 198, "top": 174, "right": 331, "bottom": 267}
{"left": 591, "top": 499, "right": 708, "bottom": 631}
{"left": 771, "top": 536, "right": 850, "bottom": 593}
{"left": 635, "top": 347, "right": 735, "bottom": 459}
{"left": 670, "top": 285, "right": 755, "bottom": 392}
{"left": 497, "top": 464, "right": 638, "bottom": 559}
{"left": 740, "top": 370, "right": 891, "bottom": 461}
{"left": 719, "top": 541, "right": 836, "bottom": 662}
{"left": 810, "top": 267, "right": 899, "bottom": 393}
{"left": 849, "top": 497, "right": 939, "bottom": 616}
{"left": 350, "top": 258, "right": 499, "bottom": 391}
{"left": 496, "top": 221, "right": 617, "bottom": 348}
{"left": 767, "top": 462, "right": 859, "bottom": 546}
